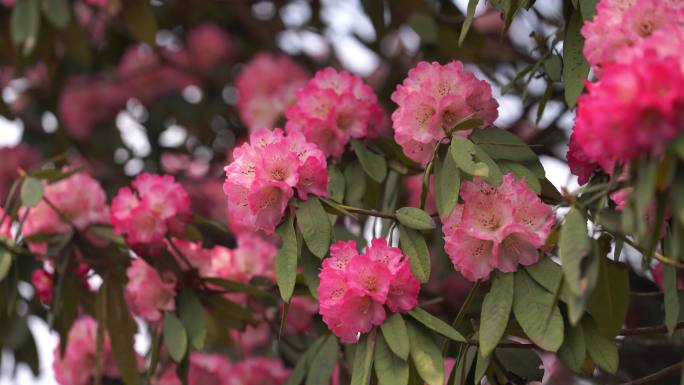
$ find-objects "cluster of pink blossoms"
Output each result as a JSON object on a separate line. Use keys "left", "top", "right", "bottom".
{"left": 442, "top": 174, "right": 553, "bottom": 282}
{"left": 22, "top": 170, "right": 110, "bottom": 256}
{"left": 391, "top": 61, "right": 499, "bottom": 165}
{"left": 153, "top": 355, "right": 290, "bottom": 385}
{"left": 285, "top": 68, "right": 386, "bottom": 158}
{"left": 318, "top": 238, "right": 420, "bottom": 343}
{"left": 223, "top": 128, "right": 328, "bottom": 234}
{"left": 124, "top": 258, "right": 177, "bottom": 323}
{"left": 236, "top": 54, "right": 309, "bottom": 132}
{"left": 112, "top": 173, "right": 191, "bottom": 254}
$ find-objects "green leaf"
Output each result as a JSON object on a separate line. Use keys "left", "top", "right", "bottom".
{"left": 275, "top": 215, "right": 298, "bottom": 302}
{"left": 284, "top": 337, "right": 326, "bottom": 385}
{"left": 407, "top": 322, "right": 444, "bottom": 385}
{"left": 664, "top": 264, "right": 681, "bottom": 335}
{"left": 498, "top": 161, "right": 541, "bottom": 194}
{"left": 582, "top": 317, "right": 618, "bottom": 374}
{"left": 328, "top": 165, "right": 345, "bottom": 203}
{"left": 20, "top": 177, "right": 44, "bottom": 208}
{"left": 408, "top": 307, "right": 466, "bottom": 343}
{"left": 120, "top": 0, "right": 158, "bottom": 45}
{"left": 396, "top": 207, "right": 436, "bottom": 230}
{"left": 449, "top": 136, "right": 502, "bottom": 186}
{"left": 164, "top": 313, "right": 188, "bottom": 362}
{"left": 563, "top": 8, "right": 590, "bottom": 108}
{"left": 350, "top": 331, "right": 375, "bottom": 385}
{"left": 297, "top": 198, "right": 332, "bottom": 258}
{"left": 104, "top": 276, "right": 141, "bottom": 385}
{"left": 178, "top": 289, "right": 207, "bottom": 350}
{"left": 479, "top": 272, "right": 514, "bottom": 357}
{"left": 10, "top": 0, "right": 40, "bottom": 53}
{"left": 344, "top": 162, "right": 367, "bottom": 207}
{"left": 560, "top": 207, "right": 592, "bottom": 296}
{"left": 399, "top": 226, "right": 430, "bottom": 283}
{"left": 380, "top": 313, "right": 410, "bottom": 360}
{"left": 448, "top": 117, "right": 486, "bottom": 135}
{"left": 495, "top": 348, "right": 543, "bottom": 381}
{"left": 351, "top": 140, "right": 387, "bottom": 183}
{"left": 434, "top": 155, "right": 461, "bottom": 218}
{"left": 306, "top": 335, "right": 339, "bottom": 385}
{"left": 473, "top": 351, "right": 491, "bottom": 385}
{"left": 0, "top": 251, "right": 12, "bottom": 282}
{"left": 579, "top": 0, "right": 599, "bottom": 20}
{"left": 558, "top": 323, "right": 586, "bottom": 373}
{"left": 42, "top": 0, "right": 71, "bottom": 29}
{"left": 202, "top": 278, "right": 272, "bottom": 298}
{"left": 302, "top": 246, "right": 321, "bottom": 299}
{"left": 544, "top": 54, "right": 563, "bottom": 83}
{"left": 513, "top": 270, "right": 564, "bottom": 352}
{"left": 449, "top": 346, "right": 477, "bottom": 385}
{"left": 375, "top": 333, "right": 409, "bottom": 385}
{"left": 469, "top": 128, "right": 545, "bottom": 178}
{"left": 587, "top": 258, "right": 629, "bottom": 337}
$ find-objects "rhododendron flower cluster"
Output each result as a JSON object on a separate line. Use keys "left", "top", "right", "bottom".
{"left": 124, "top": 258, "right": 177, "bottom": 323}
{"left": 236, "top": 54, "right": 309, "bottom": 132}
{"left": 22, "top": 170, "right": 110, "bottom": 256}
{"left": 391, "top": 61, "right": 499, "bottom": 165}
{"left": 112, "top": 173, "right": 191, "bottom": 254}
{"left": 53, "top": 316, "right": 128, "bottom": 385}
{"left": 285, "top": 67, "right": 385, "bottom": 158}
{"left": 318, "top": 238, "right": 420, "bottom": 343}
{"left": 153, "top": 355, "right": 290, "bottom": 385}
{"left": 223, "top": 128, "right": 328, "bottom": 234}
{"left": 581, "top": 0, "right": 684, "bottom": 74}
{"left": 442, "top": 174, "right": 553, "bottom": 282}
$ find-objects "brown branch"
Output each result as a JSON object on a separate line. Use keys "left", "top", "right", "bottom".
{"left": 617, "top": 362, "right": 683, "bottom": 385}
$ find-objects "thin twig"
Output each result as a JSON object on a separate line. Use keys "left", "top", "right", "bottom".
{"left": 617, "top": 362, "right": 683, "bottom": 385}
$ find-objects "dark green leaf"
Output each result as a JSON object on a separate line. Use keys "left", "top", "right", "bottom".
{"left": 473, "top": 351, "right": 491, "bottom": 385}
{"left": 350, "top": 331, "right": 375, "bottom": 385}
{"left": 587, "top": 258, "right": 629, "bottom": 337}
{"left": 351, "top": 140, "right": 387, "bottom": 183}
{"left": 449, "top": 136, "right": 502, "bottom": 186}
{"left": 164, "top": 313, "right": 188, "bottom": 362}
{"left": 178, "top": 289, "right": 207, "bottom": 350}
{"left": 10, "top": 0, "right": 40, "bottom": 53}
{"left": 408, "top": 307, "right": 466, "bottom": 343}
{"left": 120, "top": 0, "right": 158, "bottom": 45}
{"left": 328, "top": 165, "right": 345, "bottom": 203}
{"left": 399, "top": 226, "right": 430, "bottom": 283}
{"left": 495, "top": 348, "right": 543, "bottom": 381}
{"left": 579, "top": 0, "right": 599, "bottom": 20}
{"left": 407, "top": 322, "right": 444, "bottom": 385}
{"left": 59, "top": 17, "right": 92, "bottom": 65}
{"left": 104, "top": 276, "right": 141, "bottom": 385}
{"left": 42, "top": 0, "right": 71, "bottom": 29}
{"left": 563, "top": 8, "right": 590, "bottom": 108}
{"left": 558, "top": 323, "right": 586, "bottom": 373}
{"left": 0, "top": 251, "right": 12, "bottom": 282}
{"left": 344, "top": 162, "right": 367, "bottom": 207}
{"left": 275, "top": 215, "right": 298, "bottom": 302}
{"left": 302, "top": 246, "right": 321, "bottom": 299}
{"left": 544, "top": 55, "right": 563, "bottom": 83}
{"left": 320, "top": 197, "right": 359, "bottom": 220}
{"left": 664, "top": 264, "right": 681, "bottom": 335}
{"left": 434, "top": 155, "right": 460, "bottom": 218}
{"left": 375, "top": 332, "right": 409, "bottom": 385}
{"left": 470, "top": 128, "right": 545, "bottom": 178}
{"left": 20, "top": 177, "right": 44, "bottom": 208}
{"left": 202, "top": 278, "right": 272, "bottom": 298}
{"left": 560, "top": 207, "right": 592, "bottom": 296}
{"left": 380, "top": 313, "right": 410, "bottom": 360}
{"left": 297, "top": 198, "right": 332, "bottom": 258}
{"left": 306, "top": 335, "right": 339, "bottom": 385}
{"left": 284, "top": 337, "right": 326, "bottom": 385}
{"left": 479, "top": 272, "right": 514, "bottom": 357}
{"left": 396, "top": 207, "right": 436, "bottom": 230}
{"left": 582, "top": 317, "right": 618, "bottom": 374}
{"left": 513, "top": 270, "right": 564, "bottom": 352}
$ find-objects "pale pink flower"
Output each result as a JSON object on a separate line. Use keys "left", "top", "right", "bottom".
{"left": 442, "top": 174, "right": 553, "bottom": 281}
{"left": 189, "top": 353, "right": 233, "bottom": 385}
{"left": 236, "top": 53, "right": 309, "bottom": 132}
{"left": 230, "top": 357, "right": 291, "bottom": 385}
{"left": 391, "top": 61, "right": 498, "bottom": 165}
{"left": 124, "top": 258, "right": 177, "bottom": 323}
{"left": 285, "top": 67, "right": 385, "bottom": 158}
{"left": 168, "top": 238, "right": 214, "bottom": 276}
{"left": 230, "top": 322, "right": 271, "bottom": 354}
{"left": 286, "top": 296, "right": 319, "bottom": 334}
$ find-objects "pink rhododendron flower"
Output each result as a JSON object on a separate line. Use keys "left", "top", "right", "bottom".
{"left": 230, "top": 357, "right": 291, "bottom": 385}
{"left": 390, "top": 61, "right": 499, "bottom": 165}
{"left": 32, "top": 269, "right": 54, "bottom": 303}
{"left": 53, "top": 316, "right": 124, "bottom": 385}
{"left": 185, "top": 23, "right": 233, "bottom": 72}
{"left": 572, "top": 54, "right": 684, "bottom": 175}
{"left": 319, "top": 238, "right": 420, "bottom": 343}
{"left": 112, "top": 173, "right": 191, "bottom": 254}
{"left": 231, "top": 322, "right": 272, "bottom": 354}
{"left": 154, "top": 356, "right": 289, "bottom": 385}
{"left": 236, "top": 54, "right": 309, "bottom": 132}
{"left": 286, "top": 296, "right": 319, "bottom": 334}
{"left": 223, "top": 128, "right": 328, "bottom": 234}
{"left": 0, "top": 144, "right": 40, "bottom": 201}
{"left": 581, "top": 0, "right": 684, "bottom": 74}
{"left": 124, "top": 258, "right": 177, "bottom": 323}
{"left": 442, "top": 174, "right": 553, "bottom": 282}
{"left": 22, "top": 170, "right": 110, "bottom": 256}
{"left": 566, "top": 133, "right": 598, "bottom": 185}
{"left": 285, "top": 67, "right": 385, "bottom": 158}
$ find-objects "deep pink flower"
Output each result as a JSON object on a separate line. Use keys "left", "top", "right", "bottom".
{"left": 566, "top": 133, "right": 598, "bottom": 185}
{"left": 31, "top": 269, "right": 54, "bottom": 303}
{"left": 285, "top": 67, "right": 384, "bottom": 158}
{"left": 391, "top": 61, "right": 499, "bottom": 165}
{"left": 0, "top": 144, "right": 40, "bottom": 202}
{"left": 185, "top": 23, "right": 233, "bottom": 71}
{"left": 346, "top": 255, "right": 392, "bottom": 303}
{"left": 0, "top": 206, "right": 11, "bottom": 238}
{"left": 124, "top": 258, "right": 177, "bottom": 323}
{"left": 323, "top": 288, "right": 386, "bottom": 343}
{"left": 386, "top": 261, "right": 421, "bottom": 313}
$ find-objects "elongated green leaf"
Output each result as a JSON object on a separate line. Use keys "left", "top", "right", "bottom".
{"left": 328, "top": 165, "right": 345, "bottom": 203}
{"left": 560, "top": 207, "right": 592, "bottom": 296}
{"left": 297, "top": 198, "right": 332, "bottom": 258}
{"left": 306, "top": 335, "right": 339, "bottom": 385}
{"left": 474, "top": 351, "right": 491, "bottom": 385}
{"left": 563, "top": 8, "right": 590, "bottom": 108}
{"left": 513, "top": 270, "right": 564, "bottom": 352}
{"left": 0, "top": 252, "right": 12, "bottom": 282}
{"left": 120, "top": 0, "right": 158, "bottom": 45}
{"left": 178, "top": 289, "right": 207, "bottom": 350}
{"left": 104, "top": 276, "right": 141, "bottom": 385}
{"left": 469, "top": 128, "right": 542, "bottom": 174}
{"left": 375, "top": 333, "right": 409, "bottom": 385}
{"left": 350, "top": 331, "right": 375, "bottom": 385}
{"left": 380, "top": 313, "right": 410, "bottom": 360}
{"left": 164, "top": 313, "right": 188, "bottom": 362}
{"left": 408, "top": 307, "right": 466, "bottom": 343}
{"left": 495, "top": 348, "right": 543, "bottom": 382}
{"left": 582, "top": 318, "right": 618, "bottom": 374}
{"left": 558, "top": 323, "right": 586, "bottom": 373}
{"left": 344, "top": 161, "right": 367, "bottom": 207}
{"left": 284, "top": 336, "right": 326, "bottom": 385}
{"left": 480, "top": 272, "right": 514, "bottom": 357}
{"left": 202, "top": 278, "right": 272, "bottom": 298}
{"left": 449, "top": 136, "right": 502, "bottom": 186}
{"left": 11, "top": 0, "right": 40, "bottom": 52}
{"left": 407, "top": 322, "right": 444, "bottom": 385}
{"left": 302, "top": 246, "right": 321, "bottom": 299}
{"left": 21, "top": 177, "right": 44, "bottom": 208}
{"left": 396, "top": 207, "right": 436, "bottom": 230}
{"left": 399, "top": 226, "right": 430, "bottom": 283}
{"left": 275, "top": 216, "right": 298, "bottom": 302}
{"left": 587, "top": 258, "right": 629, "bottom": 337}
{"left": 42, "top": 0, "right": 71, "bottom": 29}
{"left": 579, "top": 0, "right": 598, "bottom": 20}
{"left": 351, "top": 140, "right": 387, "bottom": 183}
{"left": 434, "top": 155, "right": 460, "bottom": 218}
{"left": 664, "top": 264, "right": 680, "bottom": 335}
